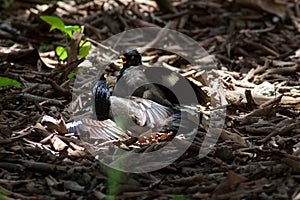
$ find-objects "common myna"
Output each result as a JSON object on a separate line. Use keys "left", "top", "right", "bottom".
{"left": 115, "top": 49, "right": 209, "bottom": 106}
{"left": 115, "top": 49, "right": 175, "bottom": 106}
{"left": 67, "top": 74, "right": 189, "bottom": 145}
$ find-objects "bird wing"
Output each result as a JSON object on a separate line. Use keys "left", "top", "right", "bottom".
{"left": 130, "top": 96, "right": 174, "bottom": 127}
{"left": 67, "top": 118, "right": 131, "bottom": 141}
{"left": 144, "top": 67, "right": 209, "bottom": 105}
{"left": 110, "top": 96, "right": 174, "bottom": 135}
{"left": 114, "top": 66, "right": 173, "bottom": 106}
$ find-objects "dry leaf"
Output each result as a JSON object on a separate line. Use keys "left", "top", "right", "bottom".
{"left": 236, "top": 0, "right": 287, "bottom": 19}
{"left": 220, "top": 129, "right": 247, "bottom": 147}
{"left": 41, "top": 114, "right": 68, "bottom": 134}
{"left": 213, "top": 171, "right": 247, "bottom": 195}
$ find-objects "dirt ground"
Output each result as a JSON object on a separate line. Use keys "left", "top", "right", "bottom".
{"left": 0, "top": 0, "right": 299, "bottom": 199}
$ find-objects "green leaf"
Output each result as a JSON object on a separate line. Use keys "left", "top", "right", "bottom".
{"left": 40, "top": 16, "right": 66, "bottom": 33}
{"left": 78, "top": 40, "right": 91, "bottom": 59}
{"left": 64, "top": 25, "right": 81, "bottom": 37}
{"left": 38, "top": 44, "right": 48, "bottom": 52}
{"left": 40, "top": 16, "right": 82, "bottom": 38}
{"left": 67, "top": 72, "right": 77, "bottom": 79}
{"left": 0, "top": 77, "right": 21, "bottom": 87}
{"left": 56, "top": 46, "right": 68, "bottom": 61}
{"left": 5, "top": 39, "right": 15, "bottom": 46}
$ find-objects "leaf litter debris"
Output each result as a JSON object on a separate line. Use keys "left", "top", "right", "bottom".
{"left": 0, "top": 0, "right": 300, "bottom": 199}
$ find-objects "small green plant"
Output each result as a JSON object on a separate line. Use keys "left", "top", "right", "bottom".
{"left": 0, "top": 193, "right": 5, "bottom": 200}
{"left": 173, "top": 195, "right": 186, "bottom": 200}
{"left": 106, "top": 168, "right": 122, "bottom": 200}
{"left": 0, "top": 0, "right": 9, "bottom": 9}
{"left": 38, "top": 44, "right": 48, "bottom": 52}
{"left": 40, "top": 16, "right": 91, "bottom": 61}
{"left": 5, "top": 39, "right": 15, "bottom": 46}
{"left": 0, "top": 77, "right": 21, "bottom": 87}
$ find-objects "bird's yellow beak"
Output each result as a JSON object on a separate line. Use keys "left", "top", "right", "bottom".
{"left": 118, "top": 55, "right": 126, "bottom": 64}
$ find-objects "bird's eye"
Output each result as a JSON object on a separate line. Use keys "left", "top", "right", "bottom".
{"left": 131, "top": 56, "right": 134, "bottom": 60}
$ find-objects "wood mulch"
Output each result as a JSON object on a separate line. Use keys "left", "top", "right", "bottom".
{"left": 0, "top": 0, "right": 299, "bottom": 199}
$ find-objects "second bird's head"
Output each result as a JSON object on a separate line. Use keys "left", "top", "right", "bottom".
{"left": 119, "top": 49, "right": 142, "bottom": 69}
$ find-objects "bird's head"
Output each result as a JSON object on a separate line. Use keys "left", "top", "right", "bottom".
{"left": 119, "top": 49, "right": 142, "bottom": 69}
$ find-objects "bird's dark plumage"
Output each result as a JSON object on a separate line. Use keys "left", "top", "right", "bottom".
{"left": 115, "top": 50, "right": 177, "bottom": 106}
{"left": 69, "top": 73, "right": 178, "bottom": 141}
{"left": 118, "top": 49, "right": 142, "bottom": 80}
{"left": 116, "top": 49, "right": 209, "bottom": 106}
{"left": 67, "top": 49, "right": 205, "bottom": 147}
{"left": 92, "top": 74, "right": 111, "bottom": 120}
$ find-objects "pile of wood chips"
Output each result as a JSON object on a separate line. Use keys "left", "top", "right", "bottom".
{"left": 0, "top": 0, "right": 299, "bottom": 199}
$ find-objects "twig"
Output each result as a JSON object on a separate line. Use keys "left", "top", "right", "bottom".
{"left": 0, "top": 132, "right": 31, "bottom": 144}
{"left": 48, "top": 79, "right": 72, "bottom": 97}
{"left": 259, "top": 94, "right": 283, "bottom": 108}
{"left": 21, "top": 160, "right": 68, "bottom": 172}
{"left": 259, "top": 121, "right": 300, "bottom": 143}
{"left": 0, "top": 185, "right": 37, "bottom": 200}
{"left": 86, "top": 38, "right": 119, "bottom": 55}
{"left": 243, "top": 39, "right": 279, "bottom": 57}
{"left": 139, "top": 21, "right": 174, "bottom": 53}
{"left": 19, "top": 93, "right": 64, "bottom": 107}
{"left": 245, "top": 90, "right": 257, "bottom": 110}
